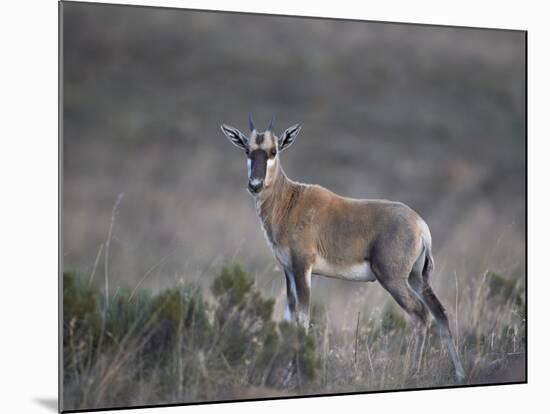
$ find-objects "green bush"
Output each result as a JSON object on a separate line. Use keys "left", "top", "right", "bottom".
{"left": 278, "top": 321, "right": 320, "bottom": 382}
{"left": 209, "top": 264, "right": 319, "bottom": 386}
{"left": 63, "top": 271, "right": 102, "bottom": 339}
{"left": 212, "top": 263, "right": 255, "bottom": 310}
{"left": 63, "top": 263, "right": 320, "bottom": 410}
{"left": 63, "top": 272, "right": 102, "bottom": 381}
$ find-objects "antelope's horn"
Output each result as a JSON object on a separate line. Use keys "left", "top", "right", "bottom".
{"left": 267, "top": 115, "right": 275, "bottom": 132}
{"left": 249, "top": 113, "right": 256, "bottom": 132}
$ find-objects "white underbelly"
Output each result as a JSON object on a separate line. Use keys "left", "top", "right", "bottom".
{"left": 312, "top": 256, "right": 377, "bottom": 282}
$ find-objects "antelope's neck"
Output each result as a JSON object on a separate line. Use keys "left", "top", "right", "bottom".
{"left": 254, "top": 163, "right": 301, "bottom": 246}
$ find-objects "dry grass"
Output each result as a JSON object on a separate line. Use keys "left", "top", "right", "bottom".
{"left": 310, "top": 269, "right": 525, "bottom": 393}
{"left": 62, "top": 262, "right": 525, "bottom": 412}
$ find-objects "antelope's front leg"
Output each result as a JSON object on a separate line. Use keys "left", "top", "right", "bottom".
{"left": 284, "top": 262, "right": 312, "bottom": 330}
{"left": 284, "top": 269, "right": 298, "bottom": 322}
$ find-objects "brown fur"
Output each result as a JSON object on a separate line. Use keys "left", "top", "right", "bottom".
{"left": 257, "top": 162, "right": 425, "bottom": 275}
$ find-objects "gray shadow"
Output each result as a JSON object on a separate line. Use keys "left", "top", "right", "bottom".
{"left": 34, "top": 398, "right": 58, "bottom": 412}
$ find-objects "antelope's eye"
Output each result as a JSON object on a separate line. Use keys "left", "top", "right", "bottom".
{"left": 245, "top": 148, "right": 250, "bottom": 156}
{"left": 270, "top": 148, "right": 277, "bottom": 157}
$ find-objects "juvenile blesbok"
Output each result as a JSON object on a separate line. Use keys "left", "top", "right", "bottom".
{"left": 221, "top": 116, "right": 465, "bottom": 380}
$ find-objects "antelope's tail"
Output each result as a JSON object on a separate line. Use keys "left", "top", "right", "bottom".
{"left": 422, "top": 245, "right": 435, "bottom": 283}
{"left": 419, "top": 218, "right": 434, "bottom": 283}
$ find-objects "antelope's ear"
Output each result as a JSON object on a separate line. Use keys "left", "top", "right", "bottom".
{"left": 221, "top": 124, "right": 248, "bottom": 150}
{"left": 278, "top": 123, "right": 302, "bottom": 151}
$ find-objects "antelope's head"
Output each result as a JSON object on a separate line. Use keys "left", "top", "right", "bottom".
{"left": 221, "top": 115, "right": 302, "bottom": 195}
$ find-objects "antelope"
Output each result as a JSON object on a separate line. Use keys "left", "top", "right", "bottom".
{"left": 220, "top": 115, "right": 465, "bottom": 380}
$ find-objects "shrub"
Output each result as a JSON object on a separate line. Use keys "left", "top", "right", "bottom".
{"left": 63, "top": 272, "right": 102, "bottom": 382}
{"left": 62, "top": 263, "right": 320, "bottom": 410}
{"left": 210, "top": 264, "right": 319, "bottom": 387}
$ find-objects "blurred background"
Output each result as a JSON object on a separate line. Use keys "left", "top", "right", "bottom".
{"left": 62, "top": 3, "right": 525, "bottom": 322}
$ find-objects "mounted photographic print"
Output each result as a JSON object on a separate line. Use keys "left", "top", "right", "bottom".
{"left": 60, "top": 1, "right": 527, "bottom": 412}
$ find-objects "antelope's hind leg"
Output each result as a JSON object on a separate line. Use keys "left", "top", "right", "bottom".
{"left": 414, "top": 262, "right": 466, "bottom": 381}
{"left": 375, "top": 276, "right": 429, "bottom": 376}
{"left": 372, "top": 260, "right": 429, "bottom": 377}
{"left": 407, "top": 265, "right": 431, "bottom": 376}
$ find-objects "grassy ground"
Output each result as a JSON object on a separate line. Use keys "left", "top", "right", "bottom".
{"left": 62, "top": 263, "right": 525, "bottom": 411}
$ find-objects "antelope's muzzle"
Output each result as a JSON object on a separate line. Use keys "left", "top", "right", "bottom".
{"left": 248, "top": 179, "right": 263, "bottom": 194}
{"left": 248, "top": 149, "right": 267, "bottom": 194}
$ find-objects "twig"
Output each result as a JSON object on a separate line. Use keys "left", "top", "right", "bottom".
{"left": 93, "top": 194, "right": 124, "bottom": 372}
{"left": 364, "top": 333, "right": 375, "bottom": 377}
{"left": 472, "top": 270, "right": 489, "bottom": 328}
{"left": 454, "top": 271, "right": 459, "bottom": 348}
{"left": 322, "top": 312, "right": 330, "bottom": 387}
{"left": 88, "top": 243, "right": 104, "bottom": 286}
{"left": 104, "top": 193, "right": 124, "bottom": 314}
{"left": 129, "top": 252, "right": 174, "bottom": 302}
{"left": 354, "top": 311, "right": 361, "bottom": 364}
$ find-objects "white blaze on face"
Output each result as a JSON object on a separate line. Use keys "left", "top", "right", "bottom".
{"left": 247, "top": 158, "right": 252, "bottom": 179}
